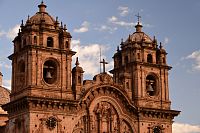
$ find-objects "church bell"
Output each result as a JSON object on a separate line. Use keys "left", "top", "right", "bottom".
{"left": 46, "top": 71, "right": 52, "bottom": 79}
{"left": 147, "top": 84, "right": 154, "bottom": 92}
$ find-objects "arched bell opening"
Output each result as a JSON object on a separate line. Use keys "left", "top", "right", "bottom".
{"left": 147, "top": 54, "right": 153, "bottom": 63}
{"left": 146, "top": 74, "right": 158, "bottom": 96}
{"left": 43, "top": 59, "right": 58, "bottom": 84}
{"left": 47, "top": 37, "right": 53, "bottom": 47}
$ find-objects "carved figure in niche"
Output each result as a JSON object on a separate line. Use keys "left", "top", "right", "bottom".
{"left": 93, "top": 102, "right": 120, "bottom": 133}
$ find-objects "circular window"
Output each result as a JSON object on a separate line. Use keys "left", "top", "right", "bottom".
{"left": 146, "top": 75, "right": 157, "bottom": 96}
{"left": 153, "top": 126, "right": 161, "bottom": 133}
{"left": 46, "top": 117, "right": 57, "bottom": 130}
{"left": 43, "top": 60, "right": 57, "bottom": 84}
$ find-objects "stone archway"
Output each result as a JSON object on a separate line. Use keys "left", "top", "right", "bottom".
{"left": 74, "top": 84, "right": 136, "bottom": 133}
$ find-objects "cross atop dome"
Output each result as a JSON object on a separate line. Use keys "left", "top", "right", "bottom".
{"left": 135, "top": 13, "right": 143, "bottom": 32}
{"left": 136, "top": 13, "right": 141, "bottom": 24}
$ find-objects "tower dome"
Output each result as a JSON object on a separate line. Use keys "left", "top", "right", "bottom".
{"left": 24, "top": 1, "right": 57, "bottom": 29}
{"left": 30, "top": 1, "right": 55, "bottom": 24}
{"left": 125, "top": 22, "right": 152, "bottom": 44}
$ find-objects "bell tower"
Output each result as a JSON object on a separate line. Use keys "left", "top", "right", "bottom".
{"left": 111, "top": 18, "right": 171, "bottom": 109}
{"left": 9, "top": 1, "right": 75, "bottom": 101}
{"left": 3, "top": 2, "right": 78, "bottom": 133}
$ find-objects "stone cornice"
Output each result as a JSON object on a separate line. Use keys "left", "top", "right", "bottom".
{"left": 3, "top": 96, "right": 79, "bottom": 116}
{"left": 138, "top": 107, "right": 180, "bottom": 119}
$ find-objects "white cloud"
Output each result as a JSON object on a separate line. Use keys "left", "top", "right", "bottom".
{"left": 0, "top": 62, "right": 11, "bottom": 69}
{"left": 108, "top": 16, "right": 134, "bottom": 27}
{"left": 163, "top": 37, "right": 169, "bottom": 45}
{"left": 118, "top": 6, "right": 129, "bottom": 16}
{"left": 0, "top": 30, "right": 5, "bottom": 37}
{"left": 143, "top": 23, "right": 153, "bottom": 28}
{"left": 6, "top": 24, "right": 20, "bottom": 40}
{"left": 95, "top": 25, "right": 117, "bottom": 33}
{"left": 173, "top": 123, "right": 200, "bottom": 133}
{"left": 2, "top": 79, "right": 11, "bottom": 90}
{"left": 74, "top": 21, "right": 89, "bottom": 33}
{"left": 108, "top": 16, "right": 118, "bottom": 22}
{"left": 186, "top": 50, "right": 200, "bottom": 71}
{"left": 71, "top": 39, "right": 81, "bottom": 46}
{"left": 71, "top": 39, "right": 112, "bottom": 77}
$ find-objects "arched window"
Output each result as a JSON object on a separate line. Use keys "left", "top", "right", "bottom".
{"left": 23, "top": 38, "right": 26, "bottom": 46}
{"left": 66, "top": 41, "right": 69, "bottom": 48}
{"left": 147, "top": 54, "right": 153, "bottom": 63}
{"left": 78, "top": 76, "right": 81, "bottom": 84}
{"left": 146, "top": 75, "right": 157, "bottom": 96}
{"left": 34, "top": 36, "right": 37, "bottom": 44}
{"left": 43, "top": 60, "right": 57, "bottom": 84}
{"left": 163, "top": 57, "right": 166, "bottom": 64}
{"left": 47, "top": 37, "right": 53, "bottom": 47}
{"left": 125, "top": 56, "right": 128, "bottom": 64}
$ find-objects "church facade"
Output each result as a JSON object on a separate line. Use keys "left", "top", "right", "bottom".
{"left": 2, "top": 2, "right": 180, "bottom": 133}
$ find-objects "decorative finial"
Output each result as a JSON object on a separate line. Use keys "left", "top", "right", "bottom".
{"left": 128, "top": 34, "right": 131, "bottom": 41}
{"left": 64, "top": 24, "right": 67, "bottom": 31}
{"left": 120, "top": 38, "right": 124, "bottom": 45}
{"left": 153, "top": 36, "right": 157, "bottom": 43}
{"left": 159, "top": 42, "right": 163, "bottom": 49}
{"left": 117, "top": 46, "right": 120, "bottom": 52}
{"left": 60, "top": 22, "right": 63, "bottom": 29}
{"left": 21, "top": 20, "right": 24, "bottom": 27}
{"left": 75, "top": 57, "right": 80, "bottom": 66}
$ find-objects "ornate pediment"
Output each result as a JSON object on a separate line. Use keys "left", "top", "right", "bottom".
{"left": 93, "top": 73, "right": 113, "bottom": 84}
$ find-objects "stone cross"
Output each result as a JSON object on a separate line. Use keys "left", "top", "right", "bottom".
{"left": 135, "top": 13, "right": 141, "bottom": 23}
{"left": 100, "top": 59, "right": 108, "bottom": 73}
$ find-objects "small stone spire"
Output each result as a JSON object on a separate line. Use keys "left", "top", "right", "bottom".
{"left": 159, "top": 42, "right": 163, "bottom": 49}
{"left": 64, "top": 24, "right": 67, "bottom": 31}
{"left": 38, "top": 1, "right": 47, "bottom": 12}
{"left": 75, "top": 57, "right": 80, "bottom": 66}
{"left": 117, "top": 46, "right": 120, "bottom": 52}
{"left": 120, "top": 38, "right": 124, "bottom": 45}
{"left": 60, "top": 22, "right": 63, "bottom": 29}
{"left": 21, "top": 20, "right": 24, "bottom": 27}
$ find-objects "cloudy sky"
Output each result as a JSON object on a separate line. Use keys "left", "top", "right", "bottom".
{"left": 0, "top": 0, "right": 200, "bottom": 132}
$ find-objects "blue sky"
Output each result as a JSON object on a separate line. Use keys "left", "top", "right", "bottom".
{"left": 0, "top": 0, "right": 200, "bottom": 132}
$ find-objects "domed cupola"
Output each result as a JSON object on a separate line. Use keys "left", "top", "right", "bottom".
{"left": 124, "top": 22, "right": 153, "bottom": 45}
{"left": 29, "top": 2, "right": 55, "bottom": 26}
{"left": 20, "top": 1, "right": 60, "bottom": 31}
